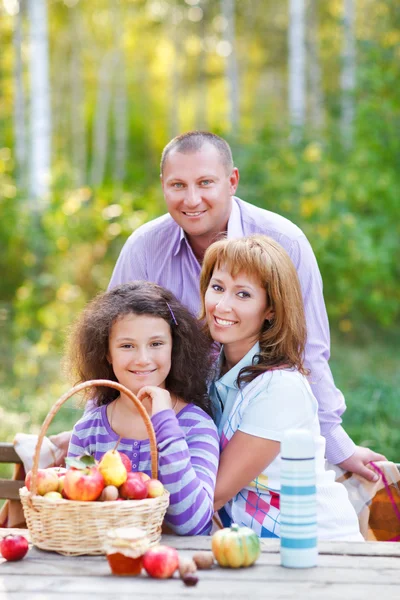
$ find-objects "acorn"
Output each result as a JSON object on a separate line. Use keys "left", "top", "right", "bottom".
{"left": 182, "top": 573, "right": 199, "bottom": 587}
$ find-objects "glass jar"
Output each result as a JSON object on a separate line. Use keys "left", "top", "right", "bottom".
{"left": 105, "top": 526, "right": 150, "bottom": 576}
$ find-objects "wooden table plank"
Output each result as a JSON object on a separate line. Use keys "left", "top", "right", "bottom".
{"left": 1, "top": 530, "right": 399, "bottom": 600}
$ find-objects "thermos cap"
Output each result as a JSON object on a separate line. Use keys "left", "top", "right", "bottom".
{"left": 281, "top": 429, "right": 315, "bottom": 459}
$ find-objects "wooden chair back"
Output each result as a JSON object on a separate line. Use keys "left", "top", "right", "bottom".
{"left": 0, "top": 443, "right": 24, "bottom": 500}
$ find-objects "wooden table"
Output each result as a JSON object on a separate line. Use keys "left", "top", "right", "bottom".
{"left": 1, "top": 529, "right": 399, "bottom": 599}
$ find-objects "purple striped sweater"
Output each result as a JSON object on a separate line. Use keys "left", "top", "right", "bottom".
{"left": 68, "top": 404, "right": 219, "bottom": 535}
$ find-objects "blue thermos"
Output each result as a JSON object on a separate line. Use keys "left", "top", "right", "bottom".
{"left": 280, "top": 429, "right": 318, "bottom": 568}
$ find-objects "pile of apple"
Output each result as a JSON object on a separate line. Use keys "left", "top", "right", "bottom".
{"left": 24, "top": 449, "right": 164, "bottom": 502}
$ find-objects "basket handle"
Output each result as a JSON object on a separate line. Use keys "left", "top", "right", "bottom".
{"left": 30, "top": 379, "right": 159, "bottom": 496}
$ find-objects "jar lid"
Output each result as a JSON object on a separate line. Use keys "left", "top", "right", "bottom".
{"left": 281, "top": 429, "right": 315, "bottom": 459}
{"left": 107, "top": 526, "right": 147, "bottom": 542}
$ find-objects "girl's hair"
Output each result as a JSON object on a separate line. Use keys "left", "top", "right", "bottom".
{"left": 199, "top": 234, "right": 309, "bottom": 386}
{"left": 65, "top": 281, "right": 213, "bottom": 415}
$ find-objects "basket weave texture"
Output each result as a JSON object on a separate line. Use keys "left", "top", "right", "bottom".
{"left": 19, "top": 379, "right": 170, "bottom": 556}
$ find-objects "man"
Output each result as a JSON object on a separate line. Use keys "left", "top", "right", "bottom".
{"left": 107, "top": 131, "right": 384, "bottom": 481}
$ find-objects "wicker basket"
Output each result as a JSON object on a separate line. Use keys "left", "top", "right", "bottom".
{"left": 19, "top": 379, "right": 170, "bottom": 556}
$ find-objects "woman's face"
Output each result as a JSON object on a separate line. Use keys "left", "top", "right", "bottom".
{"left": 107, "top": 313, "right": 172, "bottom": 395}
{"left": 204, "top": 265, "right": 273, "bottom": 359}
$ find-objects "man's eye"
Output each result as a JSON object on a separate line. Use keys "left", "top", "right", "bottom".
{"left": 173, "top": 182, "right": 183, "bottom": 188}
{"left": 200, "top": 180, "right": 211, "bottom": 186}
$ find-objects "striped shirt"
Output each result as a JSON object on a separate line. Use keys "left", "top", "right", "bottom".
{"left": 109, "top": 196, "right": 354, "bottom": 464}
{"left": 68, "top": 404, "right": 220, "bottom": 536}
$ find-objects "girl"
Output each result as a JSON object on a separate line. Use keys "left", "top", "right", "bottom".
{"left": 199, "top": 234, "right": 363, "bottom": 540}
{"left": 66, "top": 281, "right": 219, "bottom": 536}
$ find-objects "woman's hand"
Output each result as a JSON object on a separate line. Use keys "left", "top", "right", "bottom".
{"left": 137, "top": 386, "right": 173, "bottom": 416}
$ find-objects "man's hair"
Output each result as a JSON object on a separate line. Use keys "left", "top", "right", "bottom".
{"left": 65, "top": 281, "right": 213, "bottom": 415}
{"left": 160, "top": 131, "right": 234, "bottom": 174}
{"left": 199, "top": 234, "right": 309, "bottom": 385}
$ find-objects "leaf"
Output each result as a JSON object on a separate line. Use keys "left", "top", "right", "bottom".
{"left": 65, "top": 455, "right": 96, "bottom": 470}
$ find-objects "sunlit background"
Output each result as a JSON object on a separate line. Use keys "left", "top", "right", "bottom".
{"left": 0, "top": 0, "right": 399, "bottom": 462}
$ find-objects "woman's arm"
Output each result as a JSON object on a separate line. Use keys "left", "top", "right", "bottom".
{"left": 214, "top": 430, "right": 280, "bottom": 511}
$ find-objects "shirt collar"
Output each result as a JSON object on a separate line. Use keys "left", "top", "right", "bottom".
{"left": 216, "top": 341, "right": 261, "bottom": 390}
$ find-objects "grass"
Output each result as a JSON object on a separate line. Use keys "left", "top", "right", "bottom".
{"left": 330, "top": 329, "right": 400, "bottom": 461}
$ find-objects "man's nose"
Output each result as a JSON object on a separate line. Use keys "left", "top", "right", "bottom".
{"left": 184, "top": 185, "right": 202, "bottom": 208}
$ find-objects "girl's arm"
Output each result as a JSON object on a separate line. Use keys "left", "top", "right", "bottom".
{"left": 214, "top": 431, "right": 279, "bottom": 510}
{"left": 151, "top": 407, "right": 220, "bottom": 536}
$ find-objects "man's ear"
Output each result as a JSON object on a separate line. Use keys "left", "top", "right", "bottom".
{"left": 229, "top": 167, "right": 240, "bottom": 195}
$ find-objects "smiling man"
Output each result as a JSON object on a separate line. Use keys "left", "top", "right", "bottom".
{"left": 107, "top": 131, "right": 385, "bottom": 481}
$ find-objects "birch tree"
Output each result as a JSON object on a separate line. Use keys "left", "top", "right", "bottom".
{"left": 90, "top": 50, "right": 116, "bottom": 187}
{"left": 340, "top": 0, "right": 356, "bottom": 149}
{"left": 27, "top": 0, "right": 51, "bottom": 201}
{"left": 70, "top": 5, "right": 87, "bottom": 187}
{"left": 13, "top": 0, "right": 27, "bottom": 187}
{"left": 288, "top": 0, "right": 306, "bottom": 142}
{"left": 220, "top": 0, "right": 239, "bottom": 129}
{"left": 306, "top": 0, "right": 324, "bottom": 134}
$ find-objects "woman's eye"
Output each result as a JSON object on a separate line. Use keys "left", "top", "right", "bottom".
{"left": 211, "top": 284, "right": 223, "bottom": 292}
{"left": 238, "top": 291, "right": 250, "bottom": 299}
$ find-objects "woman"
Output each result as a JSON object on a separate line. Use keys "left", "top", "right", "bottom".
{"left": 199, "top": 234, "right": 363, "bottom": 540}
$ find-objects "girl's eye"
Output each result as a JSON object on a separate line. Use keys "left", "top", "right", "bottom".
{"left": 151, "top": 341, "right": 163, "bottom": 347}
{"left": 237, "top": 291, "right": 251, "bottom": 299}
{"left": 121, "top": 344, "right": 134, "bottom": 349}
{"left": 211, "top": 284, "right": 223, "bottom": 292}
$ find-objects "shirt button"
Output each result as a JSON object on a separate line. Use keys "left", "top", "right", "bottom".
{"left": 133, "top": 453, "right": 137, "bottom": 457}
{"left": 132, "top": 464, "right": 137, "bottom": 469}
{"left": 133, "top": 442, "right": 138, "bottom": 447}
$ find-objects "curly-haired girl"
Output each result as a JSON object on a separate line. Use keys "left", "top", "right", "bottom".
{"left": 66, "top": 281, "right": 219, "bottom": 535}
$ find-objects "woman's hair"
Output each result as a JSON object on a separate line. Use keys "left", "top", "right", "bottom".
{"left": 199, "top": 234, "right": 309, "bottom": 386}
{"left": 65, "top": 281, "right": 213, "bottom": 415}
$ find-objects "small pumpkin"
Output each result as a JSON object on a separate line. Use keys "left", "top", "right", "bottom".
{"left": 211, "top": 523, "right": 260, "bottom": 568}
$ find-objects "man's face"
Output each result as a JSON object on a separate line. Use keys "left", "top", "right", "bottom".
{"left": 161, "top": 143, "right": 239, "bottom": 242}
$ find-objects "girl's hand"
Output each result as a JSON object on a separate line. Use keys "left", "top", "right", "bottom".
{"left": 137, "top": 386, "right": 173, "bottom": 415}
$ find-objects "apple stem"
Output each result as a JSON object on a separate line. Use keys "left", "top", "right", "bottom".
{"left": 113, "top": 436, "right": 122, "bottom": 452}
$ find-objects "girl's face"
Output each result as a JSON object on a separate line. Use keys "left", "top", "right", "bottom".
{"left": 107, "top": 313, "right": 172, "bottom": 395}
{"left": 205, "top": 266, "right": 273, "bottom": 359}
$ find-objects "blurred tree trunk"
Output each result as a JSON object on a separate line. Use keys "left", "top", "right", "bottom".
{"left": 13, "top": 0, "right": 27, "bottom": 187}
{"left": 90, "top": 51, "right": 116, "bottom": 187}
{"left": 70, "top": 6, "right": 87, "bottom": 188}
{"left": 340, "top": 0, "right": 355, "bottom": 149}
{"left": 27, "top": 0, "right": 51, "bottom": 202}
{"left": 288, "top": 0, "right": 306, "bottom": 143}
{"left": 169, "top": 6, "right": 183, "bottom": 138}
{"left": 221, "top": 0, "right": 239, "bottom": 129}
{"left": 111, "top": 2, "right": 128, "bottom": 185}
{"left": 306, "top": 0, "right": 324, "bottom": 134}
{"left": 195, "top": 1, "right": 207, "bottom": 130}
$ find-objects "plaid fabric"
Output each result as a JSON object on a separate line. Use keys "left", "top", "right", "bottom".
{"left": 219, "top": 385, "right": 281, "bottom": 538}
{"left": 329, "top": 461, "right": 400, "bottom": 541}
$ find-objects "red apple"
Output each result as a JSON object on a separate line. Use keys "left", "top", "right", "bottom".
{"left": 136, "top": 471, "right": 151, "bottom": 483}
{"left": 118, "top": 452, "right": 132, "bottom": 473}
{"left": 119, "top": 472, "right": 148, "bottom": 500}
{"left": 143, "top": 545, "right": 179, "bottom": 579}
{"left": 63, "top": 467, "right": 105, "bottom": 501}
{"left": 146, "top": 479, "right": 164, "bottom": 498}
{"left": 25, "top": 468, "right": 60, "bottom": 496}
{"left": 0, "top": 535, "right": 29, "bottom": 561}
